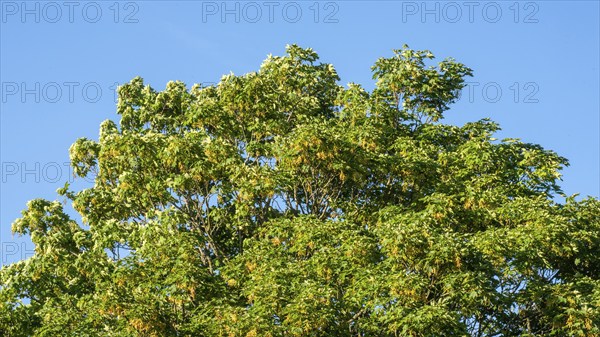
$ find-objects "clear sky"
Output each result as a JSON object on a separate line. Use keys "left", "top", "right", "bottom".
{"left": 1, "top": 1, "right": 599, "bottom": 265}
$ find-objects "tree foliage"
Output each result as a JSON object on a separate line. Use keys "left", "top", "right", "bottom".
{"left": 1, "top": 45, "right": 599, "bottom": 336}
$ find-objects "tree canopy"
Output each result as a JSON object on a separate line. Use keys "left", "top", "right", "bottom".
{"left": 1, "top": 45, "right": 598, "bottom": 336}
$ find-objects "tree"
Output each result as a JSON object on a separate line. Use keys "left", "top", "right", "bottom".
{"left": 1, "top": 45, "right": 598, "bottom": 336}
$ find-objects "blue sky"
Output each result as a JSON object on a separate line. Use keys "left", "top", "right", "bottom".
{"left": 1, "top": 1, "right": 599, "bottom": 265}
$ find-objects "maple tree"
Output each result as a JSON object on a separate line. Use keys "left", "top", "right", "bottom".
{"left": 1, "top": 45, "right": 598, "bottom": 336}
